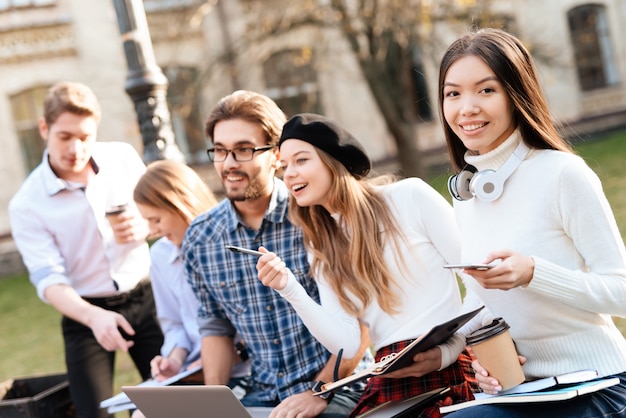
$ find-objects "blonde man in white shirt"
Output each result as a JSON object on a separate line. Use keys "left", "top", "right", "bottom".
{"left": 9, "top": 81, "right": 163, "bottom": 418}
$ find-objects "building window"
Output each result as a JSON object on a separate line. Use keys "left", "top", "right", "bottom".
{"left": 143, "top": 0, "right": 198, "bottom": 12}
{"left": 568, "top": 4, "right": 619, "bottom": 91}
{"left": 0, "top": 0, "right": 55, "bottom": 11}
{"left": 10, "top": 86, "right": 49, "bottom": 173}
{"left": 163, "top": 66, "right": 206, "bottom": 163}
{"left": 263, "top": 48, "right": 322, "bottom": 117}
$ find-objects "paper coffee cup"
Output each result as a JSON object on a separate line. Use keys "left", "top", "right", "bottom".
{"left": 466, "top": 318, "right": 525, "bottom": 390}
{"left": 105, "top": 204, "right": 129, "bottom": 244}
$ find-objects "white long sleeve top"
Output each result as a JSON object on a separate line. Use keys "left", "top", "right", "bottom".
{"left": 277, "top": 178, "right": 466, "bottom": 367}
{"left": 457, "top": 132, "right": 626, "bottom": 380}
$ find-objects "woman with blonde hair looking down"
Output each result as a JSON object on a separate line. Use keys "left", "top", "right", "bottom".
{"left": 131, "top": 160, "right": 250, "bottom": 417}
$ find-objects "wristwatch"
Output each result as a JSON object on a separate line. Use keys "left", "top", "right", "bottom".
{"left": 312, "top": 381, "right": 335, "bottom": 403}
{"left": 235, "top": 341, "right": 249, "bottom": 362}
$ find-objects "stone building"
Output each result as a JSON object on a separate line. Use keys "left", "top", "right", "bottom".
{"left": 1, "top": 0, "right": 625, "bottom": 275}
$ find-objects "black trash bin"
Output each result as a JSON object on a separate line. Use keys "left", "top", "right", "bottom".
{"left": 0, "top": 373, "right": 75, "bottom": 418}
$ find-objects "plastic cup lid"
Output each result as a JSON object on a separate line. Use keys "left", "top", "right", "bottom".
{"left": 466, "top": 317, "right": 510, "bottom": 345}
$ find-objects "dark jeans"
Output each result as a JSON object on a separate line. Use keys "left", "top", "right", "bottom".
{"left": 444, "top": 373, "right": 626, "bottom": 418}
{"left": 62, "top": 281, "right": 163, "bottom": 418}
{"left": 241, "top": 387, "right": 362, "bottom": 418}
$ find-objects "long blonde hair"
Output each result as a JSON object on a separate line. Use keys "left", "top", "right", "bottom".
{"left": 134, "top": 160, "right": 218, "bottom": 225}
{"left": 289, "top": 150, "right": 404, "bottom": 316}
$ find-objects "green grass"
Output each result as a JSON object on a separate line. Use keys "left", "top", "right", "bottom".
{"left": 0, "top": 274, "right": 141, "bottom": 416}
{"left": 0, "top": 129, "right": 624, "bottom": 412}
{"left": 0, "top": 276, "right": 63, "bottom": 375}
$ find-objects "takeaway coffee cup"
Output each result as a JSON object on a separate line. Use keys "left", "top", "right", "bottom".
{"left": 105, "top": 203, "right": 129, "bottom": 244}
{"left": 466, "top": 317, "right": 525, "bottom": 390}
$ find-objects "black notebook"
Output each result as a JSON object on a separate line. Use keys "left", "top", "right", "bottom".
{"left": 314, "top": 306, "right": 484, "bottom": 396}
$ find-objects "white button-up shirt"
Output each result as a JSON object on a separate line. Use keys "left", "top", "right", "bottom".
{"left": 9, "top": 141, "right": 150, "bottom": 301}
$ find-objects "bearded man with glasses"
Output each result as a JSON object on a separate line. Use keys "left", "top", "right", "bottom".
{"left": 182, "top": 90, "right": 372, "bottom": 418}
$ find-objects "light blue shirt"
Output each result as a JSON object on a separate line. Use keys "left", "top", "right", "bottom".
{"left": 150, "top": 237, "right": 202, "bottom": 366}
{"left": 151, "top": 237, "right": 250, "bottom": 377}
{"left": 9, "top": 142, "right": 150, "bottom": 301}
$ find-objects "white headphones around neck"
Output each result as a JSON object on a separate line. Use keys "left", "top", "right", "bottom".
{"left": 448, "top": 141, "right": 530, "bottom": 202}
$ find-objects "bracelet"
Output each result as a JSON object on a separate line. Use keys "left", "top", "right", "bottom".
{"left": 312, "top": 381, "right": 334, "bottom": 403}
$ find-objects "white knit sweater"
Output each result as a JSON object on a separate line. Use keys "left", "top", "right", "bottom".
{"left": 457, "top": 132, "right": 626, "bottom": 380}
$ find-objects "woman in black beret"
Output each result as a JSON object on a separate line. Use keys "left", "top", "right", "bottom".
{"left": 255, "top": 113, "right": 477, "bottom": 417}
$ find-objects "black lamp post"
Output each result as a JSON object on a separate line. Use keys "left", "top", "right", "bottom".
{"left": 111, "top": 0, "right": 184, "bottom": 163}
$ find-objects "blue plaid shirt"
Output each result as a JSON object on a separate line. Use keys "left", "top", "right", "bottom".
{"left": 183, "top": 178, "right": 330, "bottom": 402}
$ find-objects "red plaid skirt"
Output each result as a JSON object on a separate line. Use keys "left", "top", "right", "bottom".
{"left": 349, "top": 340, "right": 478, "bottom": 418}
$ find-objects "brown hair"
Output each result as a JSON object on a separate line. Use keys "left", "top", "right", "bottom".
{"left": 205, "top": 90, "right": 286, "bottom": 146}
{"left": 134, "top": 160, "right": 218, "bottom": 225}
{"left": 288, "top": 148, "right": 404, "bottom": 316}
{"left": 43, "top": 81, "right": 102, "bottom": 126}
{"left": 438, "top": 28, "right": 573, "bottom": 172}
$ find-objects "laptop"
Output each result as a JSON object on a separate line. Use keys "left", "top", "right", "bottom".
{"left": 122, "top": 385, "right": 273, "bottom": 418}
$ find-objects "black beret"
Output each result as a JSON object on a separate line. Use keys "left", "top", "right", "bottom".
{"left": 279, "top": 113, "right": 371, "bottom": 178}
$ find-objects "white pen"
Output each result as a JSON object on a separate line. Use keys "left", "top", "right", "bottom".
{"left": 225, "top": 245, "right": 264, "bottom": 257}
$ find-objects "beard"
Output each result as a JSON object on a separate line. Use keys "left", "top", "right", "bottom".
{"left": 223, "top": 171, "right": 265, "bottom": 202}
{"left": 226, "top": 183, "right": 263, "bottom": 202}
{"left": 243, "top": 182, "right": 264, "bottom": 200}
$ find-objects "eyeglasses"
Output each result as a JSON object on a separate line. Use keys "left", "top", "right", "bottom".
{"left": 206, "top": 145, "right": 275, "bottom": 162}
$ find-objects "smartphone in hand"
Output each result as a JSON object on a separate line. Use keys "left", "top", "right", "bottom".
{"left": 443, "top": 263, "right": 495, "bottom": 271}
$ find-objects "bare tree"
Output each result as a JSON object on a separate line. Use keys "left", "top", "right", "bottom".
{"left": 320, "top": 0, "right": 521, "bottom": 177}
{"left": 162, "top": 0, "right": 513, "bottom": 176}
{"left": 230, "top": 0, "right": 433, "bottom": 176}
{"left": 326, "top": 0, "right": 430, "bottom": 177}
